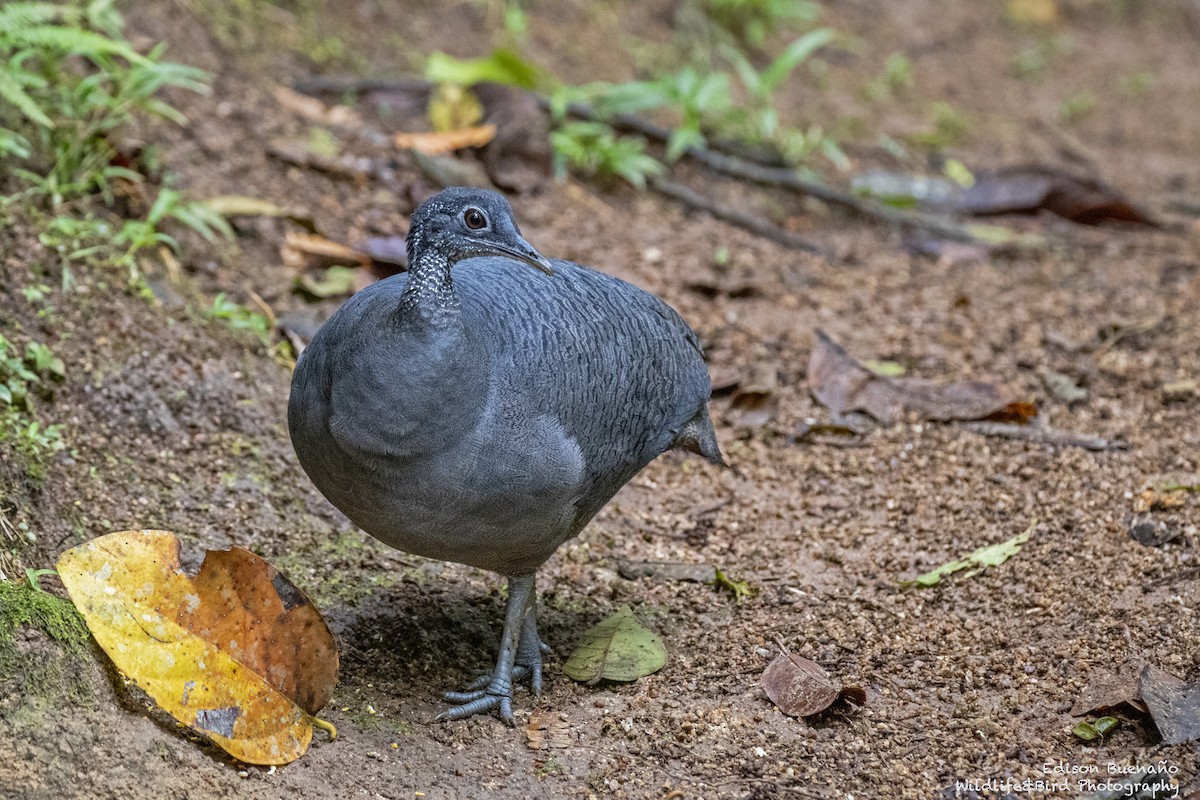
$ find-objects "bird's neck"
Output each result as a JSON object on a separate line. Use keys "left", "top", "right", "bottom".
{"left": 397, "top": 247, "right": 461, "bottom": 328}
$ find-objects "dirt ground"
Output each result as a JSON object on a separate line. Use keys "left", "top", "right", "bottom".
{"left": 2, "top": 1, "right": 1199, "bottom": 798}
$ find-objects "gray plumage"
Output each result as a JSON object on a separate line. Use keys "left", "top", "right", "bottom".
{"left": 288, "top": 187, "right": 722, "bottom": 724}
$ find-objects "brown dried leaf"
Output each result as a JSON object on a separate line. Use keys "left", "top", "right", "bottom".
{"left": 950, "top": 165, "right": 1156, "bottom": 226}
{"left": 838, "top": 685, "right": 867, "bottom": 706}
{"left": 525, "top": 711, "right": 572, "bottom": 750}
{"left": 173, "top": 547, "right": 338, "bottom": 715}
{"left": 1007, "top": 0, "right": 1060, "bottom": 25}
{"left": 267, "top": 139, "right": 374, "bottom": 184}
{"left": 762, "top": 653, "right": 840, "bottom": 717}
{"left": 1134, "top": 488, "right": 1187, "bottom": 514}
{"left": 359, "top": 236, "right": 409, "bottom": 277}
{"left": 394, "top": 124, "right": 497, "bottom": 156}
{"left": 807, "top": 330, "right": 1027, "bottom": 425}
{"left": 1140, "top": 665, "right": 1200, "bottom": 745}
{"left": 728, "top": 363, "right": 778, "bottom": 427}
{"left": 807, "top": 330, "right": 904, "bottom": 425}
{"left": 708, "top": 366, "right": 742, "bottom": 396}
{"left": 1070, "top": 660, "right": 1146, "bottom": 716}
{"left": 893, "top": 378, "right": 1012, "bottom": 422}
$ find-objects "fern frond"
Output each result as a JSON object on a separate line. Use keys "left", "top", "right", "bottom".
{"left": 0, "top": 3, "right": 64, "bottom": 34}
{"left": 0, "top": 128, "right": 33, "bottom": 159}
{"left": 6, "top": 26, "right": 145, "bottom": 64}
{"left": 0, "top": 70, "right": 54, "bottom": 128}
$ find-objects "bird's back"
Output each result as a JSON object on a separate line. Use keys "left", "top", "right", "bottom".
{"left": 454, "top": 257, "right": 718, "bottom": 524}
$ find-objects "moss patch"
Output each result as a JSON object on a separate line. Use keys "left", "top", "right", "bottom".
{"left": 0, "top": 578, "right": 94, "bottom": 702}
{"left": 272, "top": 530, "right": 400, "bottom": 610}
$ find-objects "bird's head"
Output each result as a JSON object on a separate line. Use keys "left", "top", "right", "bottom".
{"left": 406, "top": 187, "right": 554, "bottom": 276}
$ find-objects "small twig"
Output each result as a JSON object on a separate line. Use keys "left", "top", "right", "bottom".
{"left": 960, "top": 421, "right": 1129, "bottom": 451}
{"left": 688, "top": 147, "right": 977, "bottom": 240}
{"left": 557, "top": 100, "right": 978, "bottom": 241}
{"left": 691, "top": 498, "right": 732, "bottom": 517}
{"left": 245, "top": 288, "right": 277, "bottom": 329}
{"left": 648, "top": 176, "right": 824, "bottom": 253}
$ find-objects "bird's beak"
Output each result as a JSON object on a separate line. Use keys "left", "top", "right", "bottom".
{"left": 498, "top": 236, "right": 555, "bottom": 276}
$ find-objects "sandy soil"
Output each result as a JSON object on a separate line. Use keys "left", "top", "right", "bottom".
{"left": 2, "top": 1, "right": 1199, "bottom": 798}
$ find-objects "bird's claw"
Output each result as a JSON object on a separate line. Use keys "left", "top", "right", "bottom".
{"left": 440, "top": 674, "right": 517, "bottom": 725}
{"left": 439, "top": 654, "right": 545, "bottom": 725}
{"left": 460, "top": 663, "right": 532, "bottom": 693}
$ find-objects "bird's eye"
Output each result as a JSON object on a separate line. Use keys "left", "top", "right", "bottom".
{"left": 463, "top": 208, "right": 487, "bottom": 230}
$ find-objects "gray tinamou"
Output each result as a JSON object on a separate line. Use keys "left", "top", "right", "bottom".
{"left": 289, "top": 187, "right": 723, "bottom": 724}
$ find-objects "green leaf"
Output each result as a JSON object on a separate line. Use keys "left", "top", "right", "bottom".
{"left": 172, "top": 201, "right": 236, "bottom": 242}
{"left": 562, "top": 606, "right": 667, "bottom": 685}
{"left": 295, "top": 266, "right": 358, "bottom": 299}
{"left": 713, "top": 567, "right": 756, "bottom": 602}
{"left": 964, "top": 223, "right": 1046, "bottom": 249}
{"left": 906, "top": 519, "right": 1036, "bottom": 587}
{"left": 7, "top": 25, "right": 145, "bottom": 64}
{"left": 819, "top": 137, "right": 851, "bottom": 172}
{"left": 424, "top": 48, "right": 541, "bottom": 89}
{"left": 665, "top": 126, "right": 705, "bottom": 162}
{"left": 0, "top": 70, "right": 55, "bottom": 128}
{"left": 720, "top": 44, "right": 764, "bottom": 99}
{"left": 761, "top": 29, "right": 836, "bottom": 93}
{"left": 146, "top": 187, "right": 180, "bottom": 225}
{"left": 943, "top": 158, "right": 975, "bottom": 188}
{"left": 1073, "top": 716, "right": 1118, "bottom": 742}
{"left": 584, "top": 80, "right": 670, "bottom": 117}
{"left": 861, "top": 359, "right": 907, "bottom": 378}
{"left": 427, "top": 83, "right": 484, "bottom": 132}
{"left": 0, "top": 3, "right": 64, "bottom": 32}
{"left": 0, "top": 128, "right": 33, "bottom": 158}
{"left": 24, "top": 341, "right": 65, "bottom": 380}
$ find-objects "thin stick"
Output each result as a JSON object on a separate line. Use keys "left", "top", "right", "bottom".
{"left": 960, "top": 421, "right": 1129, "bottom": 451}
{"left": 648, "top": 176, "right": 824, "bottom": 253}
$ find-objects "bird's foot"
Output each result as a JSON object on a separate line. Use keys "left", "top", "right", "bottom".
{"left": 438, "top": 640, "right": 549, "bottom": 725}
{"left": 436, "top": 573, "right": 549, "bottom": 725}
{"left": 440, "top": 674, "right": 518, "bottom": 724}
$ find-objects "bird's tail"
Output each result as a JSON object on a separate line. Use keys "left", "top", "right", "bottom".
{"left": 672, "top": 406, "right": 727, "bottom": 468}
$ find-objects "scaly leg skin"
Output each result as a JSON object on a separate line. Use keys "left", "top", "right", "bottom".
{"left": 439, "top": 573, "right": 545, "bottom": 725}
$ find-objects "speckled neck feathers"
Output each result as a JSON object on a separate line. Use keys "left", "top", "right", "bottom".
{"left": 398, "top": 225, "right": 462, "bottom": 328}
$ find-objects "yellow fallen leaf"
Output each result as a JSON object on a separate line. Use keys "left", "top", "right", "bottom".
{"left": 1007, "top": 0, "right": 1059, "bottom": 25}
{"left": 428, "top": 82, "right": 484, "bottom": 132}
{"left": 57, "top": 530, "right": 339, "bottom": 765}
{"left": 394, "top": 124, "right": 497, "bottom": 155}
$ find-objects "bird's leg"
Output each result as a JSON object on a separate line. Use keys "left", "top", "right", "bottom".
{"left": 439, "top": 573, "right": 540, "bottom": 725}
{"left": 457, "top": 610, "right": 550, "bottom": 692}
